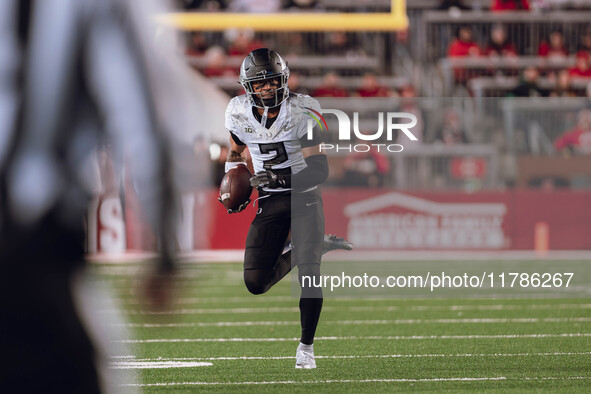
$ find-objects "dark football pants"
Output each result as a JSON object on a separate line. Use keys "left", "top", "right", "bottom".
{"left": 243, "top": 188, "right": 324, "bottom": 344}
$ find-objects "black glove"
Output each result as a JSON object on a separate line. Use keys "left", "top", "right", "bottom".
{"left": 218, "top": 196, "right": 251, "bottom": 214}
{"left": 249, "top": 170, "right": 288, "bottom": 189}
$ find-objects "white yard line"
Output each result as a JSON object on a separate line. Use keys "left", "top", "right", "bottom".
{"left": 119, "top": 376, "right": 591, "bottom": 387}
{"left": 100, "top": 307, "right": 305, "bottom": 315}
{"left": 110, "top": 361, "right": 212, "bottom": 369}
{"left": 99, "top": 303, "right": 591, "bottom": 315}
{"left": 122, "top": 377, "right": 508, "bottom": 387}
{"left": 118, "top": 351, "right": 591, "bottom": 362}
{"left": 115, "top": 333, "right": 591, "bottom": 343}
{"left": 119, "top": 296, "right": 591, "bottom": 309}
{"left": 117, "top": 317, "right": 591, "bottom": 328}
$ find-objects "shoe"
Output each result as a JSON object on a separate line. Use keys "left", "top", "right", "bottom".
{"left": 322, "top": 234, "right": 353, "bottom": 255}
{"left": 295, "top": 348, "right": 316, "bottom": 369}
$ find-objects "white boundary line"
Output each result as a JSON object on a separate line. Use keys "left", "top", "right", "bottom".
{"left": 115, "top": 333, "right": 591, "bottom": 343}
{"left": 117, "top": 317, "right": 591, "bottom": 328}
{"left": 115, "top": 351, "right": 591, "bottom": 362}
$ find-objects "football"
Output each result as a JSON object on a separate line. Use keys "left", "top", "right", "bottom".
{"left": 219, "top": 164, "right": 253, "bottom": 212}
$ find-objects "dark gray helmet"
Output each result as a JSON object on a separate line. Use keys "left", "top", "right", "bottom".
{"left": 239, "top": 48, "right": 290, "bottom": 108}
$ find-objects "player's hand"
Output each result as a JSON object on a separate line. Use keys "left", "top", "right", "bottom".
{"left": 250, "top": 170, "right": 283, "bottom": 189}
{"left": 218, "top": 196, "right": 251, "bottom": 214}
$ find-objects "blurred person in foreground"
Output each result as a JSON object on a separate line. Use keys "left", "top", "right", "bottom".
{"left": 0, "top": 0, "right": 187, "bottom": 392}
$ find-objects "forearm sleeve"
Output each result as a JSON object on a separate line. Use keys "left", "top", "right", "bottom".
{"left": 279, "top": 154, "right": 328, "bottom": 189}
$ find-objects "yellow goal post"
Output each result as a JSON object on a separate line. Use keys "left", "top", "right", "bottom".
{"left": 155, "top": 0, "right": 408, "bottom": 32}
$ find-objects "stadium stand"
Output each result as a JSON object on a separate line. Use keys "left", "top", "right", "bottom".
{"left": 173, "top": 1, "right": 591, "bottom": 190}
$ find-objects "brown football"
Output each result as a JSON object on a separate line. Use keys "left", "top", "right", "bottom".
{"left": 219, "top": 164, "right": 253, "bottom": 212}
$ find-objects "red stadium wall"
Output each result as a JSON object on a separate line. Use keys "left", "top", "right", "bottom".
{"left": 87, "top": 188, "right": 591, "bottom": 253}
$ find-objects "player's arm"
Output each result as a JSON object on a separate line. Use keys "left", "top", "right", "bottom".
{"left": 293, "top": 145, "right": 329, "bottom": 188}
{"left": 225, "top": 132, "right": 247, "bottom": 172}
{"left": 219, "top": 133, "right": 251, "bottom": 213}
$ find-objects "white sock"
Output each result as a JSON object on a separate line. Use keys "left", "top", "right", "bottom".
{"left": 298, "top": 342, "right": 313, "bottom": 353}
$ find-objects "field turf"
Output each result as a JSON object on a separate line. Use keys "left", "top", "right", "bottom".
{"left": 94, "top": 262, "right": 591, "bottom": 392}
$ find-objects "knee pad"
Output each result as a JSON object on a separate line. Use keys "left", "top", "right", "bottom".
{"left": 244, "top": 271, "right": 268, "bottom": 295}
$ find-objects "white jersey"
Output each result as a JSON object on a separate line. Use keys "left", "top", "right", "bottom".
{"left": 225, "top": 93, "right": 321, "bottom": 192}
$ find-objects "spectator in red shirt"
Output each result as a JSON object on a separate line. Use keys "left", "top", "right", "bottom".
{"left": 568, "top": 51, "right": 591, "bottom": 78}
{"left": 550, "top": 69, "right": 577, "bottom": 97}
{"left": 448, "top": 25, "right": 481, "bottom": 83}
{"left": 554, "top": 109, "right": 591, "bottom": 156}
{"left": 577, "top": 28, "right": 591, "bottom": 60}
{"left": 538, "top": 30, "right": 569, "bottom": 58}
{"left": 355, "top": 73, "right": 393, "bottom": 97}
{"left": 312, "top": 72, "right": 349, "bottom": 97}
{"left": 491, "top": 0, "right": 530, "bottom": 11}
{"left": 448, "top": 25, "right": 481, "bottom": 58}
{"left": 202, "top": 46, "right": 238, "bottom": 77}
{"left": 225, "top": 28, "right": 266, "bottom": 56}
{"left": 484, "top": 24, "right": 518, "bottom": 57}
{"left": 185, "top": 32, "right": 209, "bottom": 57}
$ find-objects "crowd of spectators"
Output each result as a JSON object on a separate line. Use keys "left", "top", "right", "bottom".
{"left": 176, "top": 0, "right": 591, "bottom": 189}
{"left": 446, "top": 23, "right": 591, "bottom": 96}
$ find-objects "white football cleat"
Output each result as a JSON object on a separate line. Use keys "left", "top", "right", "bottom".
{"left": 295, "top": 348, "right": 316, "bottom": 369}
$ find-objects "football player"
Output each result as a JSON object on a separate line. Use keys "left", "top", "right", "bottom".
{"left": 221, "top": 48, "right": 352, "bottom": 369}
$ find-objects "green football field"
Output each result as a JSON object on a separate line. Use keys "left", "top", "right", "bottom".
{"left": 95, "top": 261, "right": 591, "bottom": 393}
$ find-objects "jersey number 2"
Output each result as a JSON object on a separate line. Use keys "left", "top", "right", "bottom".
{"left": 259, "top": 142, "right": 288, "bottom": 169}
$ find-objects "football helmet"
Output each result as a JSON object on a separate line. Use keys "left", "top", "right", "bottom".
{"left": 239, "top": 48, "right": 290, "bottom": 108}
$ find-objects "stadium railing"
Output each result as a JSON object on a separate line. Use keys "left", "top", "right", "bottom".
{"left": 499, "top": 97, "right": 591, "bottom": 154}
{"left": 206, "top": 75, "right": 409, "bottom": 95}
{"left": 439, "top": 56, "right": 577, "bottom": 95}
{"left": 422, "top": 10, "right": 591, "bottom": 61}
{"left": 186, "top": 55, "right": 381, "bottom": 74}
